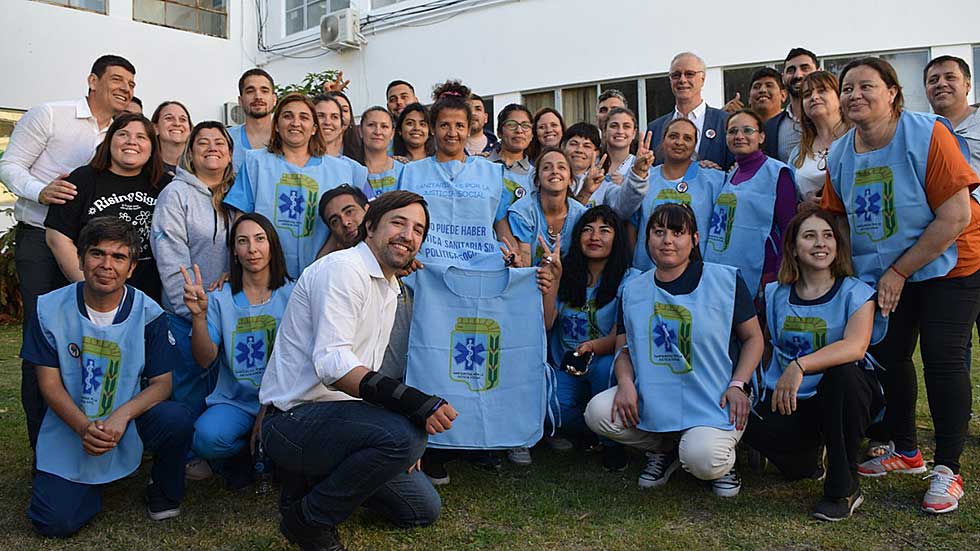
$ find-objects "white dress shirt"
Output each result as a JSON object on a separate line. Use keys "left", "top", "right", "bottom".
{"left": 259, "top": 241, "right": 401, "bottom": 411}
{"left": 672, "top": 100, "right": 707, "bottom": 155}
{"left": 0, "top": 98, "right": 109, "bottom": 228}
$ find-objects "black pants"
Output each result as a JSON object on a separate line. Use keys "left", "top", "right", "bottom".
{"left": 744, "top": 362, "right": 883, "bottom": 499}
{"left": 14, "top": 224, "right": 67, "bottom": 450}
{"left": 866, "top": 270, "right": 980, "bottom": 473}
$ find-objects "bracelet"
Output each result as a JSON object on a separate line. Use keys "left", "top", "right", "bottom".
{"left": 890, "top": 265, "right": 908, "bottom": 280}
{"left": 728, "top": 380, "right": 750, "bottom": 396}
{"left": 794, "top": 358, "right": 806, "bottom": 375}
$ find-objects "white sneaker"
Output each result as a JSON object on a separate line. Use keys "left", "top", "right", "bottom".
{"left": 921, "top": 465, "right": 965, "bottom": 514}
{"left": 507, "top": 446, "right": 532, "bottom": 466}
{"left": 185, "top": 458, "right": 213, "bottom": 481}
{"left": 712, "top": 467, "right": 742, "bottom": 497}
{"left": 638, "top": 450, "right": 679, "bottom": 489}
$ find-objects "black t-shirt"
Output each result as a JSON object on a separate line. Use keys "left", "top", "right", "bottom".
{"left": 617, "top": 261, "right": 757, "bottom": 365}
{"left": 44, "top": 165, "right": 171, "bottom": 302}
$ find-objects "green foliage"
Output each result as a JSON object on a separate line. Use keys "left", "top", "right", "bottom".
{"left": 0, "top": 219, "right": 22, "bottom": 323}
{"left": 274, "top": 70, "right": 341, "bottom": 98}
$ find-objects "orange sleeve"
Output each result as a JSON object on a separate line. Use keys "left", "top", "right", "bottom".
{"left": 925, "top": 122, "right": 980, "bottom": 278}
{"left": 924, "top": 121, "right": 979, "bottom": 209}
{"left": 819, "top": 172, "right": 845, "bottom": 214}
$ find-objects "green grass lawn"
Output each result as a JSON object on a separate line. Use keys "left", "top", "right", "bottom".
{"left": 0, "top": 323, "right": 977, "bottom": 550}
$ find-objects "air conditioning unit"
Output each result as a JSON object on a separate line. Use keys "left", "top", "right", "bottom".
{"left": 320, "top": 8, "right": 366, "bottom": 52}
{"left": 223, "top": 101, "right": 245, "bottom": 126}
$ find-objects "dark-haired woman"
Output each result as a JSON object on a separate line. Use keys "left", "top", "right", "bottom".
{"left": 313, "top": 94, "right": 370, "bottom": 189}
{"left": 360, "top": 106, "right": 404, "bottom": 199}
{"left": 633, "top": 117, "right": 725, "bottom": 272}
{"left": 151, "top": 100, "right": 192, "bottom": 176}
{"left": 393, "top": 103, "right": 434, "bottom": 161}
{"left": 324, "top": 90, "right": 364, "bottom": 164}
{"left": 703, "top": 108, "right": 797, "bottom": 306}
{"left": 821, "top": 58, "right": 980, "bottom": 514}
{"left": 545, "top": 205, "right": 636, "bottom": 470}
{"left": 225, "top": 93, "right": 361, "bottom": 279}
{"left": 489, "top": 103, "right": 534, "bottom": 205}
{"left": 527, "top": 108, "right": 565, "bottom": 163}
{"left": 585, "top": 203, "right": 764, "bottom": 497}
{"left": 183, "top": 213, "right": 294, "bottom": 485}
{"left": 576, "top": 108, "right": 652, "bottom": 222}
{"left": 743, "top": 207, "right": 882, "bottom": 521}
{"left": 397, "top": 81, "right": 514, "bottom": 268}
{"left": 508, "top": 149, "right": 587, "bottom": 267}
{"left": 45, "top": 113, "right": 170, "bottom": 302}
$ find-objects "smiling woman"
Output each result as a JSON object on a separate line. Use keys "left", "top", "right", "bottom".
{"left": 43, "top": 113, "right": 169, "bottom": 303}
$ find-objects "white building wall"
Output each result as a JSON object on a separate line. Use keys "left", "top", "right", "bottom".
{"left": 0, "top": 0, "right": 258, "bottom": 121}
{"left": 258, "top": 0, "right": 980, "bottom": 122}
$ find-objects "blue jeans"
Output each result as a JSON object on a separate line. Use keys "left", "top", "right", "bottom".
{"left": 168, "top": 314, "right": 218, "bottom": 419}
{"left": 28, "top": 401, "right": 193, "bottom": 537}
{"left": 193, "top": 403, "right": 255, "bottom": 460}
{"left": 262, "top": 400, "right": 440, "bottom": 528}
{"left": 554, "top": 354, "right": 617, "bottom": 445}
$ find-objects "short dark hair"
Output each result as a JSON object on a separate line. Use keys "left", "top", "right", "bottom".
{"left": 751, "top": 67, "right": 785, "bottom": 90}
{"left": 238, "top": 68, "right": 275, "bottom": 95}
{"left": 90, "top": 113, "right": 164, "bottom": 187}
{"left": 90, "top": 54, "right": 136, "bottom": 78}
{"left": 561, "top": 122, "right": 601, "bottom": 150}
{"left": 727, "top": 107, "right": 766, "bottom": 132}
{"left": 228, "top": 213, "right": 289, "bottom": 294}
{"left": 784, "top": 47, "right": 819, "bottom": 68}
{"left": 924, "top": 55, "right": 972, "bottom": 84}
{"left": 357, "top": 190, "right": 430, "bottom": 243}
{"left": 130, "top": 96, "right": 143, "bottom": 109}
{"left": 470, "top": 93, "right": 485, "bottom": 105}
{"left": 77, "top": 217, "right": 140, "bottom": 264}
{"left": 597, "top": 88, "right": 627, "bottom": 105}
{"left": 386, "top": 80, "right": 415, "bottom": 95}
{"left": 319, "top": 184, "right": 369, "bottom": 225}
{"left": 645, "top": 203, "right": 702, "bottom": 263}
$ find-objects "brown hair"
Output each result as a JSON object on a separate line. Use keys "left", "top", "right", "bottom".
{"left": 533, "top": 147, "right": 575, "bottom": 198}
{"left": 357, "top": 190, "right": 430, "bottom": 243}
{"left": 180, "top": 121, "right": 236, "bottom": 224}
{"left": 839, "top": 57, "right": 905, "bottom": 118}
{"left": 90, "top": 112, "right": 164, "bottom": 186}
{"left": 228, "top": 212, "right": 290, "bottom": 294}
{"left": 268, "top": 93, "right": 327, "bottom": 157}
{"left": 777, "top": 206, "right": 854, "bottom": 284}
{"left": 527, "top": 107, "right": 566, "bottom": 162}
{"left": 794, "top": 71, "right": 849, "bottom": 169}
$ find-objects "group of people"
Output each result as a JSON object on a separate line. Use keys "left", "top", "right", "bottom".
{"left": 1, "top": 43, "right": 978, "bottom": 549}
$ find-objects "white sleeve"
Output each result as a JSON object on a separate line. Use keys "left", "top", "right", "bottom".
{"left": 606, "top": 168, "right": 649, "bottom": 219}
{"left": 0, "top": 104, "right": 54, "bottom": 202}
{"left": 309, "top": 262, "right": 371, "bottom": 385}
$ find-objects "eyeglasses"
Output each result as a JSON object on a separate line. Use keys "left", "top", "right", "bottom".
{"left": 502, "top": 120, "right": 533, "bottom": 132}
{"left": 726, "top": 126, "right": 759, "bottom": 136}
{"left": 669, "top": 70, "right": 704, "bottom": 81}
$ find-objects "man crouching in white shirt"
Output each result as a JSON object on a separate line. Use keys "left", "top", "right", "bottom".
{"left": 258, "top": 190, "right": 457, "bottom": 551}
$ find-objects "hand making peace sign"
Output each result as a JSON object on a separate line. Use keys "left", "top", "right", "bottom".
{"left": 631, "top": 131, "right": 655, "bottom": 179}
{"left": 179, "top": 264, "right": 209, "bottom": 318}
{"left": 535, "top": 234, "right": 562, "bottom": 295}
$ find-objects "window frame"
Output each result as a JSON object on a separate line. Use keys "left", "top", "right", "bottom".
{"left": 132, "top": 0, "right": 229, "bottom": 39}
{"left": 284, "top": 0, "right": 351, "bottom": 37}
{"left": 31, "top": 0, "right": 106, "bottom": 14}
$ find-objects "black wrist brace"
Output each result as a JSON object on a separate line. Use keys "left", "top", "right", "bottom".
{"left": 358, "top": 371, "right": 445, "bottom": 427}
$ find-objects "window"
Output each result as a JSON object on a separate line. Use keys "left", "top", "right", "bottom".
{"left": 561, "top": 86, "right": 598, "bottom": 126}
{"left": 823, "top": 50, "right": 930, "bottom": 112}
{"left": 286, "top": 0, "right": 350, "bottom": 35}
{"left": 600, "top": 80, "right": 639, "bottom": 116}
{"left": 523, "top": 91, "right": 555, "bottom": 115}
{"left": 644, "top": 76, "right": 673, "bottom": 125}
{"left": 723, "top": 62, "right": 778, "bottom": 109}
{"left": 32, "top": 0, "right": 105, "bottom": 13}
{"left": 372, "top": 0, "right": 409, "bottom": 7}
{"left": 974, "top": 46, "right": 980, "bottom": 102}
{"left": 134, "top": 0, "right": 228, "bottom": 38}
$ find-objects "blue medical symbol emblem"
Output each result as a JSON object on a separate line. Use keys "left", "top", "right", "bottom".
{"left": 649, "top": 303, "right": 693, "bottom": 374}
{"left": 852, "top": 167, "right": 896, "bottom": 243}
{"left": 706, "top": 192, "right": 737, "bottom": 252}
{"left": 449, "top": 317, "right": 501, "bottom": 391}
{"left": 274, "top": 173, "right": 319, "bottom": 238}
{"left": 780, "top": 316, "right": 828, "bottom": 365}
{"left": 79, "top": 337, "right": 122, "bottom": 418}
{"left": 82, "top": 358, "right": 103, "bottom": 395}
{"left": 230, "top": 315, "right": 278, "bottom": 386}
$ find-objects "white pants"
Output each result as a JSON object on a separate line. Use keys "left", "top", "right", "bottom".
{"left": 584, "top": 386, "right": 743, "bottom": 480}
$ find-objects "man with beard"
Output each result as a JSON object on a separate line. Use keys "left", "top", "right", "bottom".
{"left": 316, "top": 185, "right": 369, "bottom": 258}
{"left": 229, "top": 68, "right": 277, "bottom": 171}
{"left": 764, "top": 48, "right": 818, "bottom": 162}
{"left": 259, "top": 191, "right": 457, "bottom": 551}
{"left": 465, "top": 94, "right": 498, "bottom": 155}
{"left": 386, "top": 80, "right": 419, "bottom": 119}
